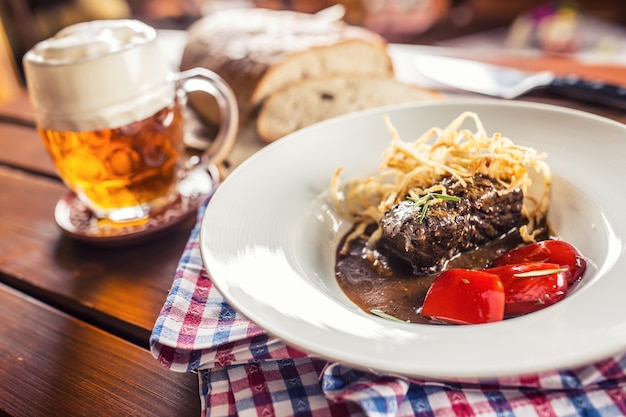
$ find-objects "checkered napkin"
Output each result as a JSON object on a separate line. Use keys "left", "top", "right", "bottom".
{"left": 150, "top": 200, "right": 626, "bottom": 417}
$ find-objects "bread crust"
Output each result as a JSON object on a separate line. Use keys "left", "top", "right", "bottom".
{"left": 180, "top": 7, "right": 394, "bottom": 124}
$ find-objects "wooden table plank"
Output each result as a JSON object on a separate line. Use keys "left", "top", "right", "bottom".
{"left": 0, "top": 92, "right": 204, "bottom": 415}
{"left": 0, "top": 165, "right": 195, "bottom": 346}
{"left": 0, "top": 283, "right": 200, "bottom": 417}
{"left": 0, "top": 121, "right": 56, "bottom": 176}
{"left": 0, "top": 90, "right": 35, "bottom": 124}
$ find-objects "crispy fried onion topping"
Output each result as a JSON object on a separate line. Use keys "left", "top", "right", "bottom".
{"left": 331, "top": 111, "right": 551, "bottom": 253}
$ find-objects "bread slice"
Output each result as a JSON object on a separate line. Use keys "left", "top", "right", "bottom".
{"left": 180, "top": 6, "right": 394, "bottom": 125}
{"left": 256, "top": 76, "right": 441, "bottom": 142}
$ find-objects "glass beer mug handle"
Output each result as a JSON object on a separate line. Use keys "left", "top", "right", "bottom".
{"left": 176, "top": 68, "right": 239, "bottom": 167}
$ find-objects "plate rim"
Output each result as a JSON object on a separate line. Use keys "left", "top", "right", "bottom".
{"left": 200, "top": 98, "right": 626, "bottom": 379}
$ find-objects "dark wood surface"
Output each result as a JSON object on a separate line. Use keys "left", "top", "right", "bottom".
{"left": 0, "top": 93, "right": 201, "bottom": 416}
{"left": 0, "top": 283, "right": 199, "bottom": 417}
{"left": 0, "top": 66, "right": 624, "bottom": 416}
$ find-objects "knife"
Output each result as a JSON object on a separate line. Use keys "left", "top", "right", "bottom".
{"left": 413, "top": 54, "right": 626, "bottom": 109}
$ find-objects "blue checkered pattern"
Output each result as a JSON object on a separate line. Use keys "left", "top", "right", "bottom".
{"left": 151, "top": 200, "right": 626, "bottom": 416}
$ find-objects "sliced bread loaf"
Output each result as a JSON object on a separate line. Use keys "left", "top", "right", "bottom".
{"left": 256, "top": 76, "right": 440, "bottom": 142}
{"left": 180, "top": 6, "right": 394, "bottom": 125}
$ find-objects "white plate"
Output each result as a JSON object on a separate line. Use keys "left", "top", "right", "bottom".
{"left": 200, "top": 99, "right": 626, "bottom": 379}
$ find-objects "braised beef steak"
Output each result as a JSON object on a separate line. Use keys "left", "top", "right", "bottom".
{"left": 380, "top": 175, "right": 525, "bottom": 275}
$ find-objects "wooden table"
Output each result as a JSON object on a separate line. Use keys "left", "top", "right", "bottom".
{"left": 0, "top": 92, "right": 201, "bottom": 416}
{"left": 1, "top": 75, "right": 624, "bottom": 415}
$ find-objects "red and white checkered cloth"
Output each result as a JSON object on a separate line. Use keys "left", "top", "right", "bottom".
{"left": 151, "top": 201, "right": 626, "bottom": 416}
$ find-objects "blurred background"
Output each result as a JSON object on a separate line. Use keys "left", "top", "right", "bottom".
{"left": 0, "top": 0, "right": 625, "bottom": 103}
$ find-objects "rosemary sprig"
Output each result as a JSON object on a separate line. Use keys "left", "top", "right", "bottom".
{"left": 407, "top": 192, "right": 461, "bottom": 223}
{"left": 370, "top": 309, "right": 409, "bottom": 323}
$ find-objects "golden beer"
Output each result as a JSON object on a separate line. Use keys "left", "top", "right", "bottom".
{"left": 24, "top": 20, "right": 238, "bottom": 225}
{"left": 39, "top": 103, "right": 184, "bottom": 216}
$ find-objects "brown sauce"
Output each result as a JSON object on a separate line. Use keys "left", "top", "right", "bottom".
{"left": 335, "top": 228, "right": 531, "bottom": 324}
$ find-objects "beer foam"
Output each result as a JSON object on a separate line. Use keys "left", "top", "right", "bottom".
{"left": 30, "top": 21, "right": 152, "bottom": 63}
{"left": 24, "top": 20, "right": 174, "bottom": 132}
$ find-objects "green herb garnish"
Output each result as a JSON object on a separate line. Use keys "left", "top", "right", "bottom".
{"left": 407, "top": 192, "right": 461, "bottom": 223}
{"left": 370, "top": 309, "right": 409, "bottom": 323}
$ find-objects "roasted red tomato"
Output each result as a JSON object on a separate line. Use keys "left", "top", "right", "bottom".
{"left": 421, "top": 269, "right": 504, "bottom": 325}
{"left": 492, "top": 240, "right": 586, "bottom": 286}
{"left": 486, "top": 262, "right": 568, "bottom": 316}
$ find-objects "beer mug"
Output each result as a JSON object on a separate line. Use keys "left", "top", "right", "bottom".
{"left": 23, "top": 19, "right": 238, "bottom": 226}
